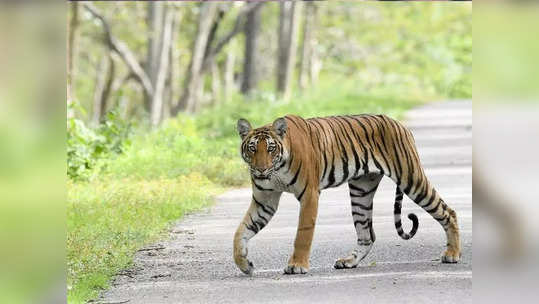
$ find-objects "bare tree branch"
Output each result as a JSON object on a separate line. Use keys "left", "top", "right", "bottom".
{"left": 83, "top": 3, "right": 154, "bottom": 97}
{"left": 201, "top": 2, "right": 263, "bottom": 73}
{"left": 204, "top": 6, "right": 226, "bottom": 62}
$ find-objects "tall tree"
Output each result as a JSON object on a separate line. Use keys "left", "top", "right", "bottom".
{"left": 92, "top": 53, "right": 115, "bottom": 126}
{"left": 163, "top": 11, "right": 180, "bottom": 122}
{"left": 299, "top": 1, "right": 317, "bottom": 91}
{"left": 308, "top": 3, "right": 320, "bottom": 87}
{"left": 276, "top": 1, "right": 301, "bottom": 101}
{"left": 144, "top": 2, "right": 165, "bottom": 111}
{"left": 67, "top": 2, "right": 79, "bottom": 119}
{"left": 174, "top": 2, "right": 219, "bottom": 113}
{"left": 84, "top": 3, "right": 174, "bottom": 126}
{"left": 172, "top": 2, "right": 264, "bottom": 114}
{"left": 224, "top": 43, "right": 236, "bottom": 102}
{"left": 241, "top": 2, "right": 263, "bottom": 95}
{"left": 210, "top": 61, "right": 222, "bottom": 105}
{"left": 150, "top": 8, "right": 174, "bottom": 127}
{"left": 84, "top": 3, "right": 154, "bottom": 101}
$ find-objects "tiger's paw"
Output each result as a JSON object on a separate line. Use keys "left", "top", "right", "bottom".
{"left": 235, "top": 256, "right": 254, "bottom": 275}
{"left": 334, "top": 254, "right": 359, "bottom": 269}
{"left": 335, "top": 244, "right": 372, "bottom": 269}
{"left": 441, "top": 249, "right": 461, "bottom": 263}
{"left": 240, "top": 260, "right": 254, "bottom": 275}
{"left": 283, "top": 263, "right": 308, "bottom": 275}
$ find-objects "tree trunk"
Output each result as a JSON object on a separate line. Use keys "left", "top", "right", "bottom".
{"left": 165, "top": 10, "right": 181, "bottom": 120}
{"left": 145, "top": 1, "right": 165, "bottom": 112}
{"left": 111, "top": 72, "right": 132, "bottom": 120}
{"left": 204, "top": 6, "right": 226, "bottom": 63}
{"left": 199, "top": 2, "right": 263, "bottom": 75}
{"left": 174, "top": 2, "right": 218, "bottom": 114}
{"left": 224, "top": 46, "right": 236, "bottom": 102}
{"left": 285, "top": 2, "right": 301, "bottom": 100}
{"left": 92, "top": 53, "right": 115, "bottom": 126}
{"left": 171, "top": 2, "right": 262, "bottom": 115}
{"left": 211, "top": 61, "right": 222, "bottom": 105}
{"left": 299, "top": 1, "right": 315, "bottom": 91}
{"left": 150, "top": 8, "right": 174, "bottom": 127}
{"left": 119, "top": 94, "right": 129, "bottom": 120}
{"left": 276, "top": 1, "right": 301, "bottom": 101}
{"left": 193, "top": 74, "right": 205, "bottom": 113}
{"left": 67, "top": 2, "right": 79, "bottom": 119}
{"left": 276, "top": 2, "right": 288, "bottom": 94}
{"left": 163, "top": 25, "right": 173, "bottom": 122}
{"left": 309, "top": 3, "right": 320, "bottom": 86}
{"left": 240, "top": 2, "right": 263, "bottom": 95}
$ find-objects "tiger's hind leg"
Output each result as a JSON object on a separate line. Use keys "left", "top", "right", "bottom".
{"left": 334, "top": 173, "right": 383, "bottom": 269}
{"left": 401, "top": 174, "right": 461, "bottom": 263}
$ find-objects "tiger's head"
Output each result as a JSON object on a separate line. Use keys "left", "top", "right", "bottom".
{"left": 237, "top": 117, "right": 288, "bottom": 179}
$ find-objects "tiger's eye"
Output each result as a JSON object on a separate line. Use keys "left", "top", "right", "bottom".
{"left": 268, "top": 146, "right": 276, "bottom": 152}
{"left": 248, "top": 145, "right": 256, "bottom": 153}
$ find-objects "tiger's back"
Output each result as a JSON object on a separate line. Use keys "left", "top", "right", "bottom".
{"left": 295, "top": 114, "right": 423, "bottom": 190}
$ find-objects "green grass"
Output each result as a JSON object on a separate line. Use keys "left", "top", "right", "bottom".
{"left": 67, "top": 78, "right": 426, "bottom": 303}
{"left": 67, "top": 174, "right": 221, "bottom": 303}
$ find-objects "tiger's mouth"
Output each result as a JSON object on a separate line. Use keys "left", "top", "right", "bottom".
{"left": 250, "top": 167, "right": 274, "bottom": 179}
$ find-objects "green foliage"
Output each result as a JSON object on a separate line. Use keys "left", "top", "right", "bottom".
{"left": 67, "top": 111, "right": 132, "bottom": 181}
{"left": 317, "top": 2, "right": 472, "bottom": 99}
{"left": 103, "top": 117, "right": 249, "bottom": 186}
{"left": 67, "top": 174, "right": 219, "bottom": 303}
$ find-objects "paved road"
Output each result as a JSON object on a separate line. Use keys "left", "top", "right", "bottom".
{"left": 102, "top": 100, "right": 472, "bottom": 304}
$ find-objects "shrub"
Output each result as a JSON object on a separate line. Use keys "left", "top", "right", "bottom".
{"left": 67, "top": 111, "right": 132, "bottom": 180}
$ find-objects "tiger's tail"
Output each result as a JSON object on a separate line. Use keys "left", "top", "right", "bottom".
{"left": 394, "top": 187, "right": 419, "bottom": 240}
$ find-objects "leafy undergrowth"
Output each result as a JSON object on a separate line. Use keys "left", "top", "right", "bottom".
{"left": 67, "top": 79, "right": 426, "bottom": 303}
{"left": 67, "top": 174, "right": 221, "bottom": 303}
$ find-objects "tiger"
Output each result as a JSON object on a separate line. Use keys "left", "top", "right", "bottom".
{"left": 233, "top": 114, "right": 460, "bottom": 275}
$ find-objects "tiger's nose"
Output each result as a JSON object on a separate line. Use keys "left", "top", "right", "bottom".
{"left": 254, "top": 168, "right": 271, "bottom": 175}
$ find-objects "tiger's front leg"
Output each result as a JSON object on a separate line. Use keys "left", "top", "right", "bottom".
{"left": 284, "top": 187, "right": 319, "bottom": 275}
{"left": 233, "top": 190, "right": 281, "bottom": 275}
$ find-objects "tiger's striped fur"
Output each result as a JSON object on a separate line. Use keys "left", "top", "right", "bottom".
{"left": 394, "top": 188, "right": 419, "bottom": 240}
{"left": 233, "top": 114, "right": 460, "bottom": 275}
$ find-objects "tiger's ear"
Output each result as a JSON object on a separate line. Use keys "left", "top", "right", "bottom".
{"left": 237, "top": 118, "right": 252, "bottom": 139}
{"left": 272, "top": 117, "right": 287, "bottom": 138}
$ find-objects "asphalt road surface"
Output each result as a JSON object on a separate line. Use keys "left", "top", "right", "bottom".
{"left": 101, "top": 100, "right": 472, "bottom": 304}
